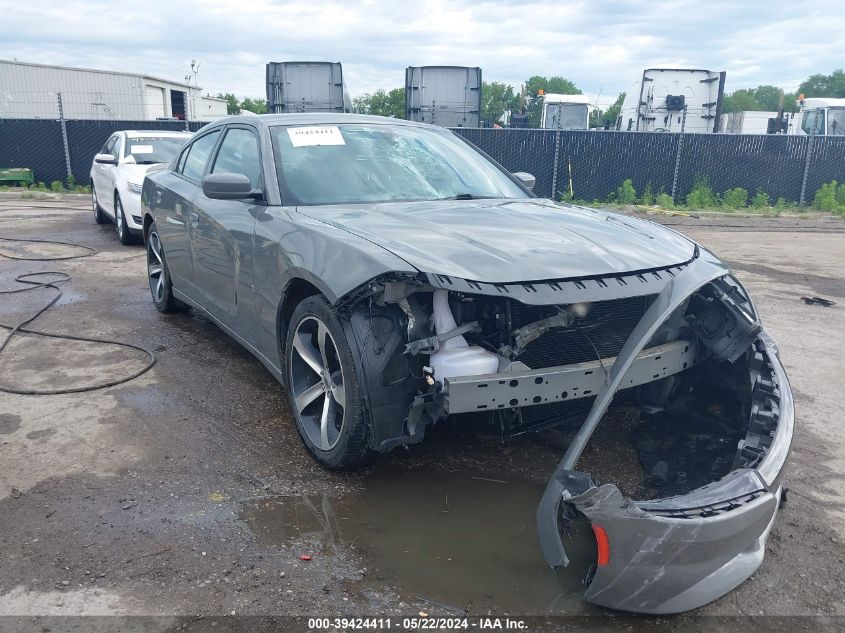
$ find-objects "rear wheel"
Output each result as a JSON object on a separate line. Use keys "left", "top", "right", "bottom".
{"left": 92, "top": 188, "right": 107, "bottom": 224}
{"left": 286, "top": 295, "right": 370, "bottom": 469}
{"left": 114, "top": 195, "right": 138, "bottom": 245}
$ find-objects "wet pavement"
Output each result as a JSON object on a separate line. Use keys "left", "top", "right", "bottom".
{"left": 1, "top": 196, "right": 844, "bottom": 622}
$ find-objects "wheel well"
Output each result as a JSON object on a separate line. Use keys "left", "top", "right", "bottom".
{"left": 143, "top": 214, "right": 154, "bottom": 239}
{"left": 278, "top": 278, "right": 322, "bottom": 346}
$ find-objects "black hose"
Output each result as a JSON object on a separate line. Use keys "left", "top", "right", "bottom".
{"left": 0, "top": 235, "right": 156, "bottom": 395}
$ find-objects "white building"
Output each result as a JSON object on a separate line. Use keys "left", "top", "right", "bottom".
{"left": 0, "top": 59, "right": 228, "bottom": 121}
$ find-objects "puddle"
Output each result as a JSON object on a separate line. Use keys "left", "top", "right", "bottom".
{"left": 240, "top": 471, "right": 598, "bottom": 614}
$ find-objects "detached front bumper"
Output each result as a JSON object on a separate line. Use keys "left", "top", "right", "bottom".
{"left": 532, "top": 251, "right": 794, "bottom": 614}
{"left": 557, "top": 335, "right": 792, "bottom": 614}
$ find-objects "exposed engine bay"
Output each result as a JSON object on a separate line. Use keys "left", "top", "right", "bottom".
{"left": 341, "top": 260, "right": 771, "bottom": 500}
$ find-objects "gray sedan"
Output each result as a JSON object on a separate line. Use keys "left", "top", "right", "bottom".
{"left": 140, "top": 114, "right": 793, "bottom": 614}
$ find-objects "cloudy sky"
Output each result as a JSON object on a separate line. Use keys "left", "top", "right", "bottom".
{"left": 1, "top": 0, "right": 842, "bottom": 107}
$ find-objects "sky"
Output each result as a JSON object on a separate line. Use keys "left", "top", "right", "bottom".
{"left": 1, "top": 0, "right": 843, "bottom": 108}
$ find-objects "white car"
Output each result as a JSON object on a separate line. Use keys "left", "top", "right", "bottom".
{"left": 90, "top": 130, "right": 192, "bottom": 244}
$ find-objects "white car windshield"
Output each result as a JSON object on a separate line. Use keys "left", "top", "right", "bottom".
{"left": 124, "top": 136, "right": 188, "bottom": 164}
{"left": 270, "top": 123, "right": 528, "bottom": 205}
{"left": 828, "top": 108, "right": 845, "bottom": 136}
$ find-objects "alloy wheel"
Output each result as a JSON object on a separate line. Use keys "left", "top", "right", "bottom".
{"left": 147, "top": 230, "right": 165, "bottom": 303}
{"left": 289, "top": 316, "right": 346, "bottom": 451}
{"left": 116, "top": 199, "right": 125, "bottom": 239}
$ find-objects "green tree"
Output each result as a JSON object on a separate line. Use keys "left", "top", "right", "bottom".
{"left": 353, "top": 88, "right": 405, "bottom": 118}
{"left": 480, "top": 81, "right": 519, "bottom": 125}
{"left": 590, "top": 91, "right": 625, "bottom": 128}
{"left": 239, "top": 97, "right": 267, "bottom": 114}
{"left": 216, "top": 92, "right": 241, "bottom": 115}
{"left": 722, "top": 85, "right": 797, "bottom": 114}
{"left": 524, "top": 76, "right": 581, "bottom": 127}
{"left": 799, "top": 69, "right": 845, "bottom": 98}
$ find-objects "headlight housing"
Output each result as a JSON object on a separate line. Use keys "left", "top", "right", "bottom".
{"left": 126, "top": 182, "right": 142, "bottom": 195}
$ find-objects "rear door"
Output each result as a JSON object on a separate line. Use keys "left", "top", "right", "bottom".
{"left": 190, "top": 124, "right": 264, "bottom": 338}
{"left": 155, "top": 128, "right": 222, "bottom": 299}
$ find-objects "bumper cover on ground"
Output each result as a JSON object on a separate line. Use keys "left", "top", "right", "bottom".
{"left": 534, "top": 251, "right": 794, "bottom": 614}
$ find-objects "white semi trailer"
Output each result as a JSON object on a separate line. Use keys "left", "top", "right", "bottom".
{"left": 405, "top": 66, "right": 482, "bottom": 128}
{"left": 616, "top": 68, "right": 726, "bottom": 133}
{"left": 719, "top": 111, "right": 779, "bottom": 134}
{"left": 265, "top": 61, "right": 351, "bottom": 114}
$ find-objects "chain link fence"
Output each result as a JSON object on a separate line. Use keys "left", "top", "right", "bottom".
{"left": 454, "top": 128, "right": 845, "bottom": 206}
{"left": 0, "top": 118, "right": 207, "bottom": 186}
{"left": 3, "top": 113, "right": 845, "bottom": 204}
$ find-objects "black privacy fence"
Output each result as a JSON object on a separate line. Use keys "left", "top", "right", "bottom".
{"left": 2, "top": 117, "right": 844, "bottom": 204}
{"left": 0, "top": 119, "right": 207, "bottom": 187}
{"left": 453, "top": 128, "right": 845, "bottom": 206}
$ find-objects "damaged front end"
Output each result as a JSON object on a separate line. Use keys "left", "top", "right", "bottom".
{"left": 336, "top": 247, "right": 792, "bottom": 614}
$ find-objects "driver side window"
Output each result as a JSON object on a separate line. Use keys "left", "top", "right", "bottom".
{"left": 102, "top": 135, "right": 118, "bottom": 157}
{"left": 211, "top": 128, "right": 261, "bottom": 189}
{"left": 179, "top": 130, "right": 221, "bottom": 182}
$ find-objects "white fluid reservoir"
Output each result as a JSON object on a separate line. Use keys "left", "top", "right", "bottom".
{"left": 428, "top": 290, "right": 500, "bottom": 380}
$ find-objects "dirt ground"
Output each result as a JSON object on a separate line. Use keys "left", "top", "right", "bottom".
{"left": 1, "top": 195, "right": 844, "bottom": 627}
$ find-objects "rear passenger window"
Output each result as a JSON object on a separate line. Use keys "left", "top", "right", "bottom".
{"left": 211, "top": 128, "right": 261, "bottom": 188}
{"left": 180, "top": 130, "right": 221, "bottom": 181}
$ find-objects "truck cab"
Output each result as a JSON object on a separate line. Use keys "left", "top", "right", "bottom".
{"left": 540, "top": 93, "right": 591, "bottom": 130}
{"left": 792, "top": 97, "right": 845, "bottom": 136}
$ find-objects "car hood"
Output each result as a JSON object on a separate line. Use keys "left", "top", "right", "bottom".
{"left": 297, "top": 199, "right": 696, "bottom": 283}
{"left": 121, "top": 163, "right": 162, "bottom": 183}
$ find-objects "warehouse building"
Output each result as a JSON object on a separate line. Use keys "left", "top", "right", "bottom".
{"left": 0, "top": 59, "right": 228, "bottom": 121}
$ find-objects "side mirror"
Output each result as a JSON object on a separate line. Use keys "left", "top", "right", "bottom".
{"left": 202, "top": 173, "right": 256, "bottom": 200}
{"left": 94, "top": 153, "right": 117, "bottom": 165}
{"left": 512, "top": 172, "right": 536, "bottom": 192}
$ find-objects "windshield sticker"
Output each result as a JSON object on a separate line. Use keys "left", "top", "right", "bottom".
{"left": 288, "top": 126, "right": 346, "bottom": 147}
{"left": 130, "top": 145, "right": 154, "bottom": 154}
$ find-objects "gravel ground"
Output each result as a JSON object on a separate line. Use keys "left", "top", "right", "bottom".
{"left": 1, "top": 196, "right": 843, "bottom": 629}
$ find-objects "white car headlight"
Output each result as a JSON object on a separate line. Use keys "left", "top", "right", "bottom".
{"left": 126, "top": 182, "right": 142, "bottom": 195}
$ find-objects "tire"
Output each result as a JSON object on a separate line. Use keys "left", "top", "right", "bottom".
{"left": 93, "top": 187, "right": 108, "bottom": 224}
{"left": 146, "top": 222, "right": 183, "bottom": 313}
{"left": 285, "top": 295, "right": 370, "bottom": 469}
{"left": 114, "top": 194, "right": 138, "bottom": 245}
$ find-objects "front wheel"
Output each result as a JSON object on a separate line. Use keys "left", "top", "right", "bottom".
{"left": 286, "top": 295, "right": 370, "bottom": 469}
{"left": 146, "top": 222, "right": 183, "bottom": 313}
{"left": 114, "top": 195, "right": 138, "bottom": 245}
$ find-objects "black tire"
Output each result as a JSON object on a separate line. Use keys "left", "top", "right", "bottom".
{"left": 285, "top": 295, "right": 371, "bottom": 469}
{"left": 93, "top": 188, "right": 107, "bottom": 224}
{"left": 146, "top": 222, "right": 183, "bottom": 313}
{"left": 114, "top": 194, "right": 138, "bottom": 245}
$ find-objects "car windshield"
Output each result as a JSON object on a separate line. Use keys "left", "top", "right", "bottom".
{"left": 544, "top": 104, "right": 588, "bottom": 129}
{"left": 270, "top": 123, "right": 528, "bottom": 205}
{"left": 124, "top": 136, "right": 189, "bottom": 164}
{"left": 827, "top": 108, "right": 845, "bottom": 136}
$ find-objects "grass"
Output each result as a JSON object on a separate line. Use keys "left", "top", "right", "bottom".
{"left": 562, "top": 176, "right": 845, "bottom": 217}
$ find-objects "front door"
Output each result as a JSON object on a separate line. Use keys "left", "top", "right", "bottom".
{"left": 191, "top": 126, "right": 263, "bottom": 339}
{"left": 93, "top": 134, "right": 119, "bottom": 214}
{"left": 156, "top": 128, "right": 222, "bottom": 299}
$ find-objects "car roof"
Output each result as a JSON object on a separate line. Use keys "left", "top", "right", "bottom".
{"left": 203, "top": 113, "right": 436, "bottom": 130}
{"left": 122, "top": 130, "right": 193, "bottom": 137}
